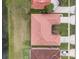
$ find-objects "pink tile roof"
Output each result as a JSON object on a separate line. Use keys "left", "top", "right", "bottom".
{"left": 31, "top": 14, "right": 60, "bottom": 46}
{"left": 32, "top": 0, "right": 51, "bottom": 9}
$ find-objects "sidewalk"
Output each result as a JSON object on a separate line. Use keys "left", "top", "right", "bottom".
{"left": 54, "top": 6, "right": 75, "bottom": 14}
{"left": 60, "top": 35, "right": 75, "bottom": 45}
{"left": 60, "top": 15, "right": 75, "bottom": 25}
{"left": 61, "top": 49, "right": 75, "bottom": 57}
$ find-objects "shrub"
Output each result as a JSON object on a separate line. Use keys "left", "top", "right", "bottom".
{"left": 31, "top": 3, "right": 54, "bottom": 13}
{"left": 44, "top": 3, "right": 54, "bottom": 13}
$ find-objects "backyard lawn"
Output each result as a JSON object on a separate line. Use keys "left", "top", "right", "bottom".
{"left": 6, "top": 0, "right": 31, "bottom": 59}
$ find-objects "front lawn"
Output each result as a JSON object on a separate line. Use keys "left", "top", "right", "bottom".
{"left": 70, "top": 0, "right": 75, "bottom": 6}
{"left": 70, "top": 57, "right": 75, "bottom": 59}
{"left": 61, "top": 56, "right": 75, "bottom": 59}
{"left": 54, "top": 23, "right": 75, "bottom": 36}
{"left": 60, "top": 43, "right": 75, "bottom": 50}
{"left": 62, "top": 13, "right": 68, "bottom": 17}
{"left": 70, "top": 44, "right": 75, "bottom": 49}
{"left": 60, "top": 43, "right": 68, "bottom": 50}
{"left": 61, "top": 56, "right": 68, "bottom": 59}
{"left": 59, "top": 0, "right": 68, "bottom": 6}
{"left": 70, "top": 24, "right": 75, "bottom": 35}
{"left": 59, "top": 0, "right": 75, "bottom": 6}
{"left": 58, "top": 23, "right": 68, "bottom": 36}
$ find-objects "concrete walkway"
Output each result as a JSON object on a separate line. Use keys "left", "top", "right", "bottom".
{"left": 51, "top": 0, "right": 59, "bottom": 10}
{"left": 60, "top": 35, "right": 75, "bottom": 45}
{"left": 60, "top": 15, "right": 75, "bottom": 25}
{"left": 61, "top": 49, "right": 75, "bottom": 57}
{"left": 54, "top": 6, "right": 75, "bottom": 14}
{"left": 69, "top": 49, "right": 75, "bottom": 57}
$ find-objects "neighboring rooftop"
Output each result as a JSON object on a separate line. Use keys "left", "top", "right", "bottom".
{"left": 31, "top": 14, "right": 60, "bottom": 46}
{"left": 31, "top": 48, "right": 60, "bottom": 59}
{"left": 32, "top": 0, "right": 51, "bottom": 9}
{"left": 32, "top": 0, "right": 59, "bottom": 10}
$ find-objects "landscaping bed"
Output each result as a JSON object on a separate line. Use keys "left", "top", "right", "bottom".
{"left": 31, "top": 3, "right": 54, "bottom": 14}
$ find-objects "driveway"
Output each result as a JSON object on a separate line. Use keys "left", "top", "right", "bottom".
{"left": 60, "top": 35, "right": 75, "bottom": 45}
{"left": 60, "top": 15, "right": 75, "bottom": 25}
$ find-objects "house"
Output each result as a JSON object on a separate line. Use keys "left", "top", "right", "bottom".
{"left": 31, "top": 14, "right": 60, "bottom": 46}
{"left": 32, "top": 0, "right": 51, "bottom": 9}
{"left": 31, "top": 48, "right": 60, "bottom": 59}
{"left": 32, "top": 0, "right": 59, "bottom": 10}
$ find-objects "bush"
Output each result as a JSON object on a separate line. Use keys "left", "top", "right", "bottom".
{"left": 31, "top": 3, "right": 54, "bottom": 13}
{"left": 44, "top": 3, "right": 54, "bottom": 13}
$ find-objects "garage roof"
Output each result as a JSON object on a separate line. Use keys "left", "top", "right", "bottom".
{"left": 31, "top": 14, "right": 60, "bottom": 46}
{"left": 31, "top": 48, "right": 60, "bottom": 59}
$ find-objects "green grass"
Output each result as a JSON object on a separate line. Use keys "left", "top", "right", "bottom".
{"left": 62, "top": 13, "right": 68, "bottom": 17}
{"left": 59, "top": 0, "right": 75, "bottom": 6}
{"left": 59, "top": 0, "right": 68, "bottom": 6}
{"left": 70, "top": 57, "right": 75, "bottom": 59}
{"left": 70, "top": 44, "right": 75, "bottom": 49}
{"left": 58, "top": 23, "right": 68, "bottom": 36}
{"left": 8, "top": 10, "right": 14, "bottom": 59}
{"left": 60, "top": 43, "right": 75, "bottom": 50}
{"left": 70, "top": 24, "right": 75, "bottom": 35}
{"left": 6, "top": 0, "right": 31, "bottom": 59}
{"left": 70, "top": 0, "right": 75, "bottom": 6}
{"left": 60, "top": 43, "right": 68, "bottom": 50}
{"left": 31, "top": 9, "right": 43, "bottom": 14}
{"left": 23, "top": 48, "right": 29, "bottom": 59}
{"left": 61, "top": 56, "right": 75, "bottom": 59}
{"left": 6, "top": 0, "right": 15, "bottom": 59}
{"left": 23, "top": 41, "right": 30, "bottom": 59}
{"left": 31, "top": 3, "right": 54, "bottom": 14}
{"left": 55, "top": 23, "right": 75, "bottom": 36}
{"left": 61, "top": 56, "right": 68, "bottom": 59}
{"left": 23, "top": 36, "right": 30, "bottom": 59}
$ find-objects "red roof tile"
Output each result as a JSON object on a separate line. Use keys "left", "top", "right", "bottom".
{"left": 31, "top": 48, "right": 60, "bottom": 59}
{"left": 31, "top": 14, "right": 60, "bottom": 46}
{"left": 32, "top": 0, "right": 51, "bottom": 9}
